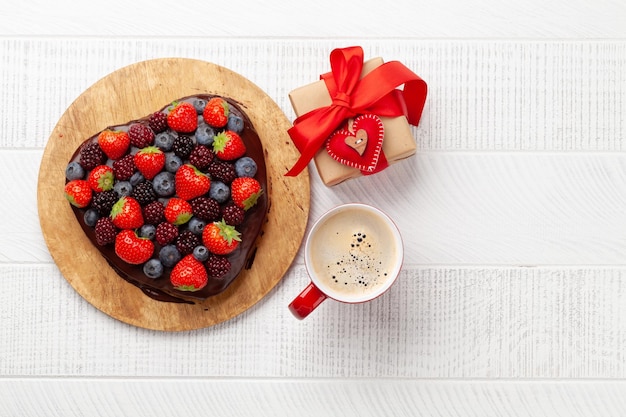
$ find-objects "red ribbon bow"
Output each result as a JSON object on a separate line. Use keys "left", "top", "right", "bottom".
{"left": 285, "top": 46, "right": 427, "bottom": 176}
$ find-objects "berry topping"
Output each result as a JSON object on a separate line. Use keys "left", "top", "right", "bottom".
{"left": 159, "top": 244, "right": 182, "bottom": 268}
{"left": 175, "top": 164, "right": 210, "bottom": 201}
{"left": 83, "top": 209, "right": 100, "bottom": 227}
{"left": 188, "top": 145, "right": 215, "bottom": 170}
{"left": 148, "top": 111, "right": 168, "bottom": 133}
{"left": 110, "top": 196, "right": 144, "bottom": 229}
{"left": 65, "top": 179, "right": 92, "bottom": 208}
{"left": 207, "top": 160, "right": 236, "bottom": 184}
{"left": 227, "top": 113, "right": 244, "bottom": 133}
{"left": 192, "top": 245, "right": 209, "bottom": 262}
{"left": 208, "top": 181, "right": 230, "bottom": 204}
{"left": 195, "top": 122, "right": 215, "bottom": 146}
{"left": 231, "top": 177, "right": 263, "bottom": 210}
{"left": 143, "top": 259, "right": 164, "bottom": 279}
{"left": 139, "top": 224, "right": 157, "bottom": 240}
{"left": 143, "top": 200, "right": 165, "bottom": 225}
{"left": 212, "top": 130, "right": 246, "bottom": 161}
{"left": 202, "top": 97, "right": 229, "bottom": 128}
{"left": 130, "top": 180, "right": 157, "bottom": 206}
{"left": 167, "top": 101, "right": 198, "bottom": 133}
{"left": 188, "top": 217, "right": 207, "bottom": 235}
{"left": 97, "top": 130, "right": 131, "bottom": 160}
{"left": 113, "top": 181, "right": 132, "bottom": 197}
{"left": 175, "top": 229, "right": 201, "bottom": 255}
{"left": 79, "top": 142, "right": 105, "bottom": 171}
{"left": 164, "top": 152, "right": 183, "bottom": 173}
{"left": 91, "top": 189, "right": 119, "bottom": 216}
{"left": 114, "top": 229, "right": 154, "bottom": 265}
{"left": 202, "top": 219, "right": 241, "bottom": 255}
{"left": 128, "top": 123, "right": 155, "bottom": 148}
{"left": 155, "top": 222, "right": 179, "bottom": 246}
{"left": 206, "top": 254, "right": 231, "bottom": 279}
{"left": 164, "top": 197, "right": 193, "bottom": 225}
{"left": 154, "top": 131, "right": 175, "bottom": 151}
{"left": 134, "top": 146, "right": 165, "bottom": 180}
{"left": 87, "top": 165, "right": 115, "bottom": 192}
{"left": 172, "top": 135, "right": 194, "bottom": 159}
{"left": 234, "top": 156, "right": 258, "bottom": 178}
{"left": 152, "top": 171, "right": 176, "bottom": 197}
{"left": 170, "top": 254, "right": 208, "bottom": 291}
{"left": 94, "top": 217, "right": 117, "bottom": 246}
{"left": 221, "top": 203, "right": 245, "bottom": 226}
{"left": 112, "top": 154, "right": 136, "bottom": 181}
{"left": 189, "top": 196, "right": 221, "bottom": 222}
{"left": 65, "top": 161, "right": 85, "bottom": 181}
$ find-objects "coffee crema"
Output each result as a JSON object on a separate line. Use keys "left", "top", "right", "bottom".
{"left": 307, "top": 207, "right": 400, "bottom": 301}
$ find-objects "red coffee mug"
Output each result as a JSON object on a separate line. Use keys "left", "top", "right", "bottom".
{"left": 289, "top": 203, "right": 404, "bottom": 319}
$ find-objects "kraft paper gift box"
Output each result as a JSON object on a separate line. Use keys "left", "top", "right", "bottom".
{"left": 288, "top": 57, "right": 418, "bottom": 186}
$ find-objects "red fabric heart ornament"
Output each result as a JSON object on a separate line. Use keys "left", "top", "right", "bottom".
{"left": 326, "top": 114, "right": 385, "bottom": 173}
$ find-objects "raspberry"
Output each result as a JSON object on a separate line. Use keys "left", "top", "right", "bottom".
{"left": 91, "top": 190, "right": 119, "bottom": 216}
{"left": 172, "top": 135, "right": 194, "bottom": 159}
{"left": 190, "top": 197, "right": 220, "bottom": 221}
{"left": 175, "top": 229, "right": 201, "bottom": 255}
{"left": 94, "top": 217, "right": 117, "bottom": 246}
{"left": 221, "top": 203, "right": 245, "bottom": 226}
{"left": 206, "top": 254, "right": 231, "bottom": 278}
{"left": 155, "top": 222, "right": 179, "bottom": 245}
{"left": 207, "top": 160, "right": 236, "bottom": 184}
{"left": 112, "top": 154, "right": 136, "bottom": 180}
{"left": 128, "top": 123, "right": 155, "bottom": 148}
{"left": 148, "top": 111, "right": 168, "bottom": 133}
{"left": 79, "top": 142, "right": 105, "bottom": 170}
{"left": 130, "top": 180, "right": 156, "bottom": 206}
{"left": 188, "top": 145, "right": 214, "bottom": 170}
{"left": 143, "top": 201, "right": 165, "bottom": 225}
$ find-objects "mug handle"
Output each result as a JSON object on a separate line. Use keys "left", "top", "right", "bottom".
{"left": 288, "top": 282, "right": 328, "bottom": 320}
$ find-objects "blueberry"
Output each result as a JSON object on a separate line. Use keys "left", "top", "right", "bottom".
{"left": 143, "top": 259, "right": 164, "bottom": 279}
{"left": 114, "top": 180, "right": 133, "bottom": 197}
{"left": 159, "top": 244, "right": 181, "bottom": 268}
{"left": 154, "top": 131, "right": 175, "bottom": 151}
{"left": 153, "top": 171, "right": 175, "bottom": 197}
{"left": 234, "top": 156, "right": 257, "bottom": 178}
{"left": 192, "top": 98, "right": 207, "bottom": 114}
{"left": 188, "top": 217, "right": 206, "bottom": 235}
{"left": 83, "top": 209, "right": 100, "bottom": 227}
{"left": 65, "top": 161, "right": 85, "bottom": 180}
{"left": 139, "top": 224, "right": 156, "bottom": 240}
{"left": 209, "top": 181, "right": 230, "bottom": 203}
{"left": 227, "top": 113, "right": 244, "bottom": 133}
{"left": 192, "top": 245, "right": 209, "bottom": 262}
{"left": 130, "top": 172, "right": 145, "bottom": 186}
{"left": 165, "top": 152, "right": 183, "bottom": 173}
{"left": 195, "top": 122, "right": 215, "bottom": 146}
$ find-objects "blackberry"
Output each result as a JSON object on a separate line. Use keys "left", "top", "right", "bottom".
{"left": 112, "top": 154, "right": 136, "bottom": 180}
{"left": 155, "top": 222, "right": 179, "bottom": 246}
{"left": 190, "top": 197, "right": 220, "bottom": 222}
{"left": 221, "top": 203, "right": 245, "bottom": 226}
{"left": 94, "top": 217, "right": 117, "bottom": 246}
{"left": 79, "top": 142, "right": 105, "bottom": 170}
{"left": 128, "top": 123, "right": 155, "bottom": 148}
{"left": 188, "top": 145, "right": 214, "bottom": 170}
{"left": 207, "top": 160, "right": 236, "bottom": 184}
{"left": 206, "top": 254, "right": 231, "bottom": 279}
{"left": 175, "top": 229, "right": 201, "bottom": 255}
{"left": 91, "top": 190, "right": 119, "bottom": 216}
{"left": 130, "top": 180, "right": 156, "bottom": 206}
{"left": 172, "top": 135, "right": 194, "bottom": 159}
{"left": 143, "top": 201, "right": 165, "bottom": 225}
{"left": 148, "top": 111, "right": 168, "bottom": 133}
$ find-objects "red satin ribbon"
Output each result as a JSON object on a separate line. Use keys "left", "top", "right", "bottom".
{"left": 285, "top": 46, "right": 427, "bottom": 177}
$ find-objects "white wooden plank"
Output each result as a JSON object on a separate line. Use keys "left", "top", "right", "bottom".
{"left": 2, "top": 264, "right": 625, "bottom": 378}
{"left": 2, "top": 0, "right": 625, "bottom": 38}
{"left": 8, "top": 149, "right": 626, "bottom": 265}
{"left": 1, "top": 378, "right": 625, "bottom": 417}
{"left": 2, "top": 39, "right": 624, "bottom": 150}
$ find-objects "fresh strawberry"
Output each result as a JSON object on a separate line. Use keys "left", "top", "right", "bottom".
{"left": 114, "top": 229, "right": 154, "bottom": 265}
{"left": 97, "top": 130, "right": 131, "bottom": 160}
{"left": 170, "top": 254, "right": 208, "bottom": 291}
{"left": 87, "top": 165, "right": 115, "bottom": 192}
{"left": 212, "top": 130, "right": 246, "bottom": 161}
{"left": 166, "top": 101, "right": 198, "bottom": 133}
{"left": 134, "top": 146, "right": 165, "bottom": 180}
{"left": 202, "top": 97, "right": 229, "bottom": 127}
{"left": 231, "top": 177, "right": 263, "bottom": 210}
{"left": 110, "top": 196, "right": 144, "bottom": 229}
{"left": 175, "top": 164, "right": 210, "bottom": 200}
{"left": 202, "top": 219, "right": 241, "bottom": 255}
{"left": 64, "top": 179, "right": 92, "bottom": 208}
{"left": 164, "top": 197, "right": 193, "bottom": 225}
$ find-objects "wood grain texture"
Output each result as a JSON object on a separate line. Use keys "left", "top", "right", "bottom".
{"left": 37, "top": 58, "right": 310, "bottom": 331}
{"left": 2, "top": 39, "right": 624, "bottom": 151}
{"left": 2, "top": 0, "right": 625, "bottom": 38}
{"left": 1, "top": 378, "right": 626, "bottom": 417}
{"left": 2, "top": 264, "right": 625, "bottom": 378}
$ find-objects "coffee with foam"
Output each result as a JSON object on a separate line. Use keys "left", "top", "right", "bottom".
{"left": 305, "top": 204, "right": 403, "bottom": 303}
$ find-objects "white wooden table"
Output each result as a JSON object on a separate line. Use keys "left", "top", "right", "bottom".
{"left": 2, "top": 0, "right": 626, "bottom": 415}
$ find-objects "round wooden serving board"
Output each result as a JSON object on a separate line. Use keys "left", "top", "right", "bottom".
{"left": 38, "top": 58, "right": 310, "bottom": 331}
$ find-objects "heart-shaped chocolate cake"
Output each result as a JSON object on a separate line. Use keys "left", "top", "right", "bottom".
{"left": 63, "top": 95, "right": 268, "bottom": 304}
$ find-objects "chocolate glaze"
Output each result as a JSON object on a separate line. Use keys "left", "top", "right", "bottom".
{"left": 68, "top": 95, "right": 268, "bottom": 304}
